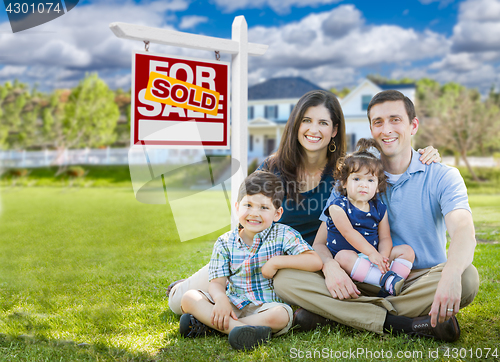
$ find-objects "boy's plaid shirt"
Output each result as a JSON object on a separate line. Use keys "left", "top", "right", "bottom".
{"left": 208, "top": 223, "right": 312, "bottom": 309}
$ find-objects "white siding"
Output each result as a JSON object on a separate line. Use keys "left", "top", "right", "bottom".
{"left": 341, "top": 82, "right": 381, "bottom": 116}
{"left": 253, "top": 104, "right": 265, "bottom": 118}
{"left": 344, "top": 118, "right": 372, "bottom": 151}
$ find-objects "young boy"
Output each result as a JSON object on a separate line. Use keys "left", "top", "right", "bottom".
{"left": 180, "top": 171, "right": 323, "bottom": 350}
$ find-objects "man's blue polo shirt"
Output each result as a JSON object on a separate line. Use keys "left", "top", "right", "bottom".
{"left": 321, "top": 149, "right": 471, "bottom": 269}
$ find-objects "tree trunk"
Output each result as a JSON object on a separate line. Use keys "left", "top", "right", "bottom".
{"left": 454, "top": 152, "right": 460, "bottom": 167}
{"left": 461, "top": 151, "right": 480, "bottom": 182}
{"left": 52, "top": 146, "right": 68, "bottom": 176}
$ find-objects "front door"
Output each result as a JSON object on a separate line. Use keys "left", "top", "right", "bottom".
{"left": 265, "top": 138, "right": 276, "bottom": 156}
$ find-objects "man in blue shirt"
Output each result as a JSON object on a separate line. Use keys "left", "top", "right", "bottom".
{"left": 274, "top": 90, "right": 479, "bottom": 342}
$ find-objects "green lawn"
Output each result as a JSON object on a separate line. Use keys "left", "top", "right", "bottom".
{"left": 0, "top": 188, "right": 499, "bottom": 361}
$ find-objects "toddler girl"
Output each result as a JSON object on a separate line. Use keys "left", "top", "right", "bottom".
{"left": 323, "top": 138, "right": 415, "bottom": 296}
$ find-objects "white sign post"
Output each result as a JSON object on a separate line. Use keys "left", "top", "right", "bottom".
{"left": 110, "top": 17, "right": 268, "bottom": 229}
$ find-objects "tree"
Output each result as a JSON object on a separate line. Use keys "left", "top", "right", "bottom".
{"left": 483, "top": 86, "right": 500, "bottom": 154}
{"left": 0, "top": 80, "right": 49, "bottom": 150}
{"left": 62, "top": 73, "right": 119, "bottom": 149}
{"left": 39, "top": 74, "right": 119, "bottom": 173}
{"left": 330, "top": 87, "right": 351, "bottom": 98}
{"left": 488, "top": 85, "right": 500, "bottom": 106}
{"left": 416, "top": 81, "right": 500, "bottom": 182}
{"left": 113, "top": 88, "right": 132, "bottom": 147}
{"left": 40, "top": 89, "right": 70, "bottom": 150}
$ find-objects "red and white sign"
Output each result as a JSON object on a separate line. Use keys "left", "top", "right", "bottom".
{"left": 131, "top": 51, "right": 230, "bottom": 148}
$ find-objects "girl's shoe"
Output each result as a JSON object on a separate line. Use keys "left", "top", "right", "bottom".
{"left": 380, "top": 271, "right": 405, "bottom": 296}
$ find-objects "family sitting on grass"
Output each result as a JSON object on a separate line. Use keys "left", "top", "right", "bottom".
{"left": 167, "top": 90, "right": 479, "bottom": 351}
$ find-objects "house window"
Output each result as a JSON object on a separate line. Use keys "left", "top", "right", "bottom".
{"left": 361, "top": 95, "right": 372, "bottom": 111}
{"left": 249, "top": 135, "right": 253, "bottom": 152}
{"left": 264, "top": 105, "right": 278, "bottom": 119}
{"left": 248, "top": 106, "right": 254, "bottom": 119}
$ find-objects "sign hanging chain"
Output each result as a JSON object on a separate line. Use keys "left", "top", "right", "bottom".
{"left": 215, "top": 51, "right": 220, "bottom": 61}
{"left": 144, "top": 41, "right": 150, "bottom": 52}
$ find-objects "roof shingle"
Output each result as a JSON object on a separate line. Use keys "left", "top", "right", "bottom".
{"left": 248, "top": 77, "right": 325, "bottom": 100}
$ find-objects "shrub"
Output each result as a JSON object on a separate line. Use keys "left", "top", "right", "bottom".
{"left": 248, "top": 158, "right": 259, "bottom": 174}
{"left": 7, "top": 168, "right": 29, "bottom": 178}
{"left": 65, "top": 166, "right": 86, "bottom": 178}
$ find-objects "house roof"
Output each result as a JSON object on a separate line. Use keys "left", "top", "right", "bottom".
{"left": 378, "top": 83, "right": 416, "bottom": 90}
{"left": 248, "top": 77, "right": 326, "bottom": 100}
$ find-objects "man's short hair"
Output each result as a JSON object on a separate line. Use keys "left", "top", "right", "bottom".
{"left": 237, "top": 171, "right": 285, "bottom": 209}
{"left": 367, "top": 90, "right": 416, "bottom": 123}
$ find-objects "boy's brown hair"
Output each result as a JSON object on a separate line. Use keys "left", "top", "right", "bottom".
{"left": 237, "top": 171, "right": 285, "bottom": 209}
{"left": 335, "top": 138, "right": 388, "bottom": 199}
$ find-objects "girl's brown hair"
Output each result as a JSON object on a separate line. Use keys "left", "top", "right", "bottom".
{"left": 335, "top": 138, "right": 387, "bottom": 199}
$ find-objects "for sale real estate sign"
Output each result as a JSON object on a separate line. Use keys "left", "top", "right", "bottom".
{"left": 132, "top": 51, "right": 230, "bottom": 148}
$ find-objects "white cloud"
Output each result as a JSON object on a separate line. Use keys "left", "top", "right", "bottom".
{"left": 457, "top": 0, "right": 500, "bottom": 21}
{"left": 433, "top": 64, "right": 498, "bottom": 91}
{"left": 247, "top": 6, "right": 449, "bottom": 88}
{"left": 1, "top": 0, "right": 498, "bottom": 96}
{"left": 399, "top": 0, "right": 500, "bottom": 94}
{"left": 321, "top": 4, "right": 364, "bottom": 38}
{"left": 0, "top": 0, "right": 189, "bottom": 70}
{"left": 245, "top": 3, "right": 499, "bottom": 94}
{"left": 418, "top": 0, "right": 455, "bottom": 7}
{"left": 452, "top": 0, "right": 500, "bottom": 52}
{"left": 391, "top": 55, "right": 500, "bottom": 94}
{"left": 429, "top": 52, "right": 481, "bottom": 72}
{"left": 0, "top": 65, "right": 28, "bottom": 78}
{"left": 211, "top": 0, "right": 342, "bottom": 14}
{"left": 179, "top": 15, "right": 208, "bottom": 29}
{"left": 0, "top": 0, "right": 190, "bottom": 89}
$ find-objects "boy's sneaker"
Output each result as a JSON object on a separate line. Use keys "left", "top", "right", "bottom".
{"left": 179, "top": 313, "right": 218, "bottom": 338}
{"left": 380, "top": 271, "right": 405, "bottom": 296}
{"left": 228, "top": 325, "right": 272, "bottom": 350}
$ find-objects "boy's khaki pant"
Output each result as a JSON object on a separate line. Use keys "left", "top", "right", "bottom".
{"left": 273, "top": 262, "right": 479, "bottom": 333}
{"left": 169, "top": 264, "right": 210, "bottom": 315}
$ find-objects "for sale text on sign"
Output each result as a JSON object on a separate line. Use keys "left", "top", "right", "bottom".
{"left": 132, "top": 51, "right": 230, "bottom": 148}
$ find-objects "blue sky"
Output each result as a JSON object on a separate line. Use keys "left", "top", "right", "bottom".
{"left": 1, "top": 0, "right": 499, "bottom": 94}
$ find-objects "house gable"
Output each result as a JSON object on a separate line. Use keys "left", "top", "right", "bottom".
{"left": 341, "top": 79, "right": 382, "bottom": 118}
{"left": 248, "top": 117, "right": 277, "bottom": 128}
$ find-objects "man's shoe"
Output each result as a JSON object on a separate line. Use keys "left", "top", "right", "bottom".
{"left": 179, "top": 313, "right": 219, "bottom": 338}
{"left": 166, "top": 279, "right": 185, "bottom": 297}
{"left": 228, "top": 325, "right": 272, "bottom": 350}
{"left": 409, "top": 315, "right": 460, "bottom": 342}
{"left": 292, "top": 308, "right": 334, "bottom": 332}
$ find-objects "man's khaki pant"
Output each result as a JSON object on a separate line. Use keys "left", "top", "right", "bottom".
{"left": 273, "top": 262, "right": 479, "bottom": 333}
